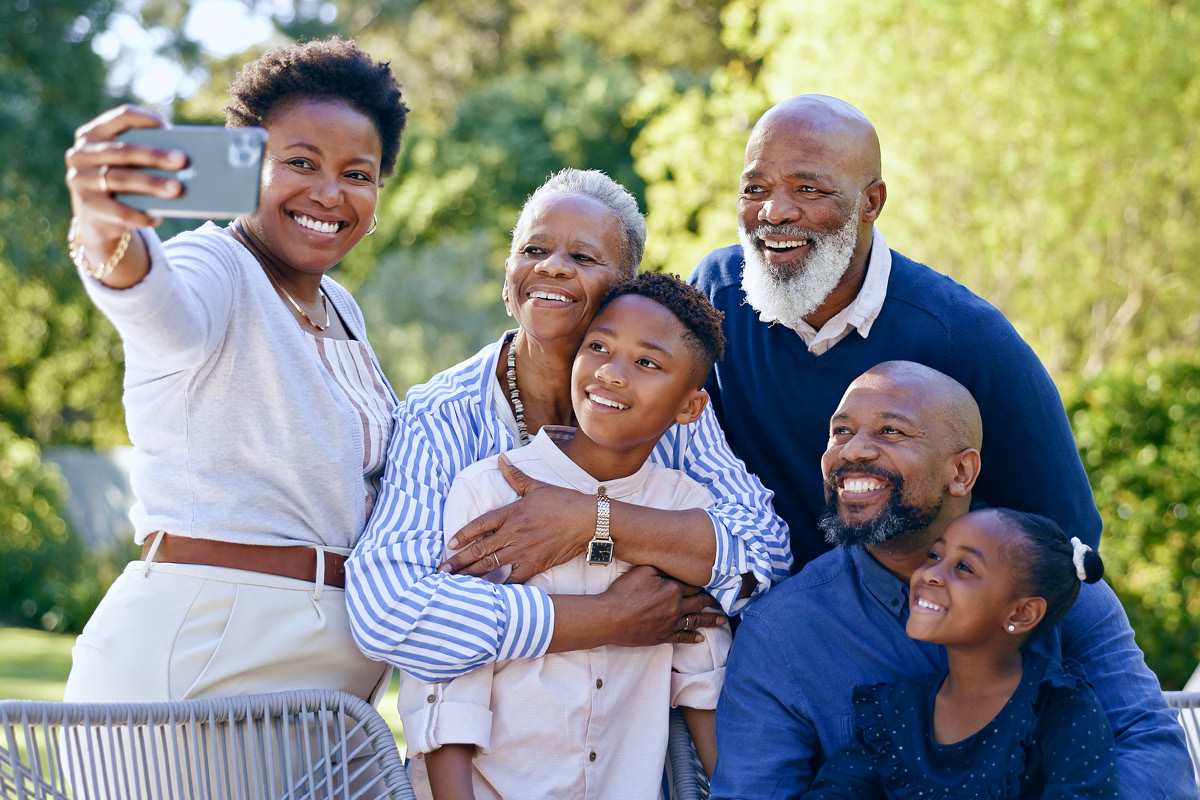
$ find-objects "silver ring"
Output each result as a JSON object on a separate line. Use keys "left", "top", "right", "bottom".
{"left": 684, "top": 614, "right": 694, "bottom": 631}
{"left": 491, "top": 552, "right": 502, "bottom": 571}
{"left": 98, "top": 164, "right": 110, "bottom": 194}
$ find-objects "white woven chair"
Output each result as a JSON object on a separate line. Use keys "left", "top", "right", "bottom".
{"left": 0, "top": 689, "right": 415, "bottom": 800}
{"left": 1165, "top": 690, "right": 1200, "bottom": 797}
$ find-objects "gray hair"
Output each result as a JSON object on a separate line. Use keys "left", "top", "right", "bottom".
{"left": 511, "top": 168, "right": 646, "bottom": 277}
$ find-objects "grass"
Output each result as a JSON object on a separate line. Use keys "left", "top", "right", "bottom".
{"left": 0, "top": 625, "right": 75, "bottom": 701}
{"left": 0, "top": 625, "right": 407, "bottom": 751}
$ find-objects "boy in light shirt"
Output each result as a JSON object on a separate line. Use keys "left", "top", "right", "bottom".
{"left": 399, "top": 272, "right": 734, "bottom": 800}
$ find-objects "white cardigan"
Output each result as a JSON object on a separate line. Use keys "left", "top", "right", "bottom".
{"left": 80, "top": 222, "right": 397, "bottom": 549}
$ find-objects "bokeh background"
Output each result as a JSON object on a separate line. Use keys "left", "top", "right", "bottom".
{"left": 2, "top": 0, "right": 1198, "bottom": 688}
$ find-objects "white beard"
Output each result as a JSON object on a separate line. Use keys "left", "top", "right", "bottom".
{"left": 739, "top": 197, "right": 861, "bottom": 328}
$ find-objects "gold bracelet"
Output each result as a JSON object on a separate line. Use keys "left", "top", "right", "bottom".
{"left": 67, "top": 217, "right": 133, "bottom": 280}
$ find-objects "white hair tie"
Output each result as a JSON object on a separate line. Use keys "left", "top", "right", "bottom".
{"left": 1070, "top": 536, "right": 1091, "bottom": 581}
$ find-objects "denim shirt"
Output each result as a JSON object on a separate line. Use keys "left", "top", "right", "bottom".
{"left": 712, "top": 547, "right": 1193, "bottom": 800}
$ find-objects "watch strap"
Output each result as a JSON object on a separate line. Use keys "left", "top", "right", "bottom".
{"left": 587, "top": 489, "right": 613, "bottom": 565}
{"left": 595, "top": 492, "right": 611, "bottom": 541}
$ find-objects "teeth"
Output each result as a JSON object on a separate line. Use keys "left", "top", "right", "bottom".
{"left": 293, "top": 214, "right": 340, "bottom": 234}
{"left": 764, "top": 239, "right": 809, "bottom": 250}
{"left": 915, "top": 598, "right": 945, "bottom": 612}
{"left": 588, "top": 393, "right": 629, "bottom": 410}
{"left": 842, "top": 478, "right": 886, "bottom": 494}
{"left": 530, "top": 291, "right": 574, "bottom": 303}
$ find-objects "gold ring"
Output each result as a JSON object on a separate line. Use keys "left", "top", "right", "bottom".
{"left": 98, "top": 164, "right": 110, "bottom": 194}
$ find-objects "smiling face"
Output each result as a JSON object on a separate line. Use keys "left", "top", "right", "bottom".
{"left": 737, "top": 119, "right": 863, "bottom": 271}
{"left": 906, "top": 512, "right": 1027, "bottom": 648}
{"left": 243, "top": 97, "right": 381, "bottom": 278}
{"left": 504, "top": 193, "right": 627, "bottom": 347}
{"left": 569, "top": 294, "right": 707, "bottom": 472}
{"left": 818, "top": 379, "right": 952, "bottom": 548}
{"left": 736, "top": 98, "right": 884, "bottom": 327}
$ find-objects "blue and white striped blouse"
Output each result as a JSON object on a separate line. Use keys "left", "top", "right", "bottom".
{"left": 345, "top": 333, "right": 792, "bottom": 682}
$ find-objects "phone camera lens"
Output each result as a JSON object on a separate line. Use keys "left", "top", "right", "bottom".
{"left": 228, "top": 134, "right": 261, "bottom": 168}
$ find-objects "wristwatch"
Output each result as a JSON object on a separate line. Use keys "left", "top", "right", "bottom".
{"left": 586, "top": 488, "right": 613, "bottom": 565}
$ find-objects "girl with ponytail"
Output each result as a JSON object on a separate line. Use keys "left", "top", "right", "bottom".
{"left": 804, "top": 508, "right": 1119, "bottom": 799}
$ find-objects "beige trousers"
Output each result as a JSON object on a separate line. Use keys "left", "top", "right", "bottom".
{"left": 61, "top": 559, "right": 393, "bottom": 799}
{"left": 64, "top": 559, "right": 389, "bottom": 704}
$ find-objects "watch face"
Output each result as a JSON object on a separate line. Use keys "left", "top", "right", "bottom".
{"left": 587, "top": 540, "right": 614, "bottom": 565}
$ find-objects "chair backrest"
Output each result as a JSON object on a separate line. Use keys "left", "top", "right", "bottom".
{"left": 666, "top": 706, "right": 710, "bottom": 800}
{"left": 1164, "top": 690, "right": 1200, "bottom": 797}
{"left": 0, "top": 689, "right": 415, "bottom": 800}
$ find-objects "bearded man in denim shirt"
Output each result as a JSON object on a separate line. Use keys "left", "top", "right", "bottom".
{"left": 712, "top": 361, "right": 1193, "bottom": 799}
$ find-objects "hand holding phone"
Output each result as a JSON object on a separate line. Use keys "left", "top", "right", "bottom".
{"left": 114, "top": 126, "right": 268, "bottom": 219}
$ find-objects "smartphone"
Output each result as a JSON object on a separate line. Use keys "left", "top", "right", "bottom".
{"left": 114, "top": 126, "right": 268, "bottom": 219}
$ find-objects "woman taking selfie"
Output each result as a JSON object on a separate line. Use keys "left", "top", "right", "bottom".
{"left": 61, "top": 37, "right": 407, "bottom": 705}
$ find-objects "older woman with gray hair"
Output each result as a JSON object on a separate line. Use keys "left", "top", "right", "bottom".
{"left": 345, "top": 168, "right": 791, "bottom": 683}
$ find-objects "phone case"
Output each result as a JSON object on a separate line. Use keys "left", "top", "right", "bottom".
{"left": 114, "top": 126, "right": 267, "bottom": 219}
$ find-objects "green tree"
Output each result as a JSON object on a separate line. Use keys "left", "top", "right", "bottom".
{"left": 632, "top": 0, "right": 1200, "bottom": 683}
{"left": 13, "top": 1, "right": 1196, "bottom": 677}
{"left": 0, "top": 0, "right": 131, "bottom": 632}
{"left": 169, "top": 0, "right": 733, "bottom": 390}
{"left": 635, "top": 0, "right": 1200, "bottom": 379}
{"left": 1, "top": 0, "right": 127, "bottom": 448}
{"left": 0, "top": 419, "right": 117, "bottom": 632}
{"left": 1067, "top": 356, "right": 1200, "bottom": 689}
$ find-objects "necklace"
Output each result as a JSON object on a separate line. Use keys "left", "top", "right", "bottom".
{"left": 231, "top": 222, "right": 330, "bottom": 332}
{"left": 262, "top": 265, "right": 330, "bottom": 331}
{"left": 506, "top": 333, "right": 530, "bottom": 445}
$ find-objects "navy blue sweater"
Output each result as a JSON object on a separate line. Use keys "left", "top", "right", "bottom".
{"left": 691, "top": 244, "right": 1102, "bottom": 570}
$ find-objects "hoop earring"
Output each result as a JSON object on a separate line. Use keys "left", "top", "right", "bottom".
{"left": 366, "top": 214, "right": 378, "bottom": 235}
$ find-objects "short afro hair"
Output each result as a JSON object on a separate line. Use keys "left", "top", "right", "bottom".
{"left": 595, "top": 272, "right": 726, "bottom": 385}
{"left": 225, "top": 36, "right": 408, "bottom": 178}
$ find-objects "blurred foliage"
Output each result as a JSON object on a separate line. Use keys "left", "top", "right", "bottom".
{"left": 1067, "top": 355, "right": 1200, "bottom": 689}
{"left": 0, "top": 0, "right": 128, "bottom": 449}
{"left": 634, "top": 0, "right": 1199, "bottom": 682}
{"left": 180, "top": 0, "right": 734, "bottom": 373}
{"left": 1, "top": 0, "right": 135, "bottom": 634}
{"left": 0, "top": 421, "right": 124, "bottom": 633}
{"left": 637, "top": 0, "right": 1200, "bottom": 380}
{"left": 1, "top": 0, "right": 109, "bottom": 285}
{"left": 2, "top": 263, "right": 127, "bottom": 449}
{"left": 2, "top": 0, "right": 1197, "bottom": 685}
{"left": 356, "top": 234, "right": 510, "bottom": 390}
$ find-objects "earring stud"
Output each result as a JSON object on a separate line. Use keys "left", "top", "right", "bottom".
{"left": 1007, "top": 624, "right": 1016, "bottom": 632}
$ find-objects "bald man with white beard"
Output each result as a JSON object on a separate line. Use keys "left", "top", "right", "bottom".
{"left": 690, "top": 94, "right": 1102, "bottom": 571}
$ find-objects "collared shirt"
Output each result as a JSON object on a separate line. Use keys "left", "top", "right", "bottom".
{"left": 690, "top": 242, "right": 1104, "bottom": 570}
{"left": 711, "top": 546, "right": 1194, "bottom": 800}
{"left": 782, "top": 227, "right": 893, "bottom": 355}
{"left": 346, "top": 333, "right": 791, "bottom": 682}
{"left": 400, "top": 428, "right": 730, "bottom": 800}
